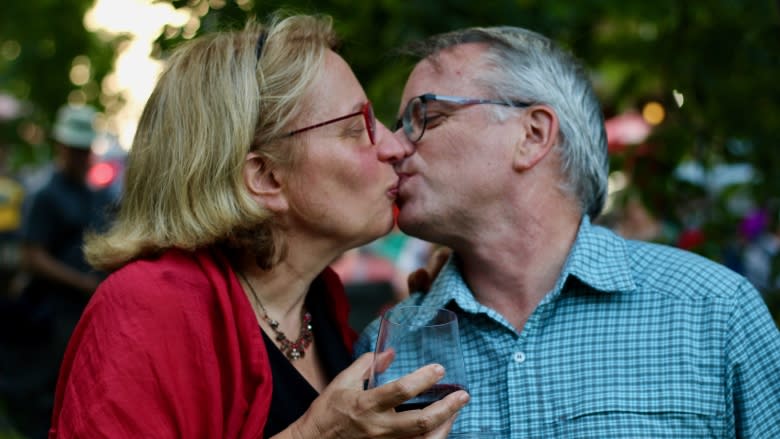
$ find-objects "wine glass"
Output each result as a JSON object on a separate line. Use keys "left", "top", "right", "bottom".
{"left": 367, "top": 305, "right": 468, "bottom": 411}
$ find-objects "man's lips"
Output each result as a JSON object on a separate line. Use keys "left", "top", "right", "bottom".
{"left": 396, "top": 172, "right": 412, "bottom": 187}
{"left": 392, "top": 173, "right": 414, "bottom": 205}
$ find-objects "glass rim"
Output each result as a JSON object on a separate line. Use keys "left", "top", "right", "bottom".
{"left": 381, "top": 305, "right": 457, "bottom": 328}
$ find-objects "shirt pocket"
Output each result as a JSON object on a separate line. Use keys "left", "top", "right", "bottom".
{"left": 551, "top": 384, "right": 728, "bottom": 438}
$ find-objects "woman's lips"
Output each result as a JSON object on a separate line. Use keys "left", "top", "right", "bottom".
{"left": 387, "top": 178, "right": 400, "bottom": 199}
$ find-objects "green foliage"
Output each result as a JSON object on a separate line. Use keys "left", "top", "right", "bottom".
{"left": 0, "top": 0, "right": 115, "bottom": 167}
{"left": 2, "top": 0, "right": 779, "bottom": 309}
{"left": 151, "top": 0, "right": 780, "bottom": 315}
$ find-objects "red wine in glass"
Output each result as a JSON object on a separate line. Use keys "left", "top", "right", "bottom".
{"left": 368, "top": 305, "right": 468, "bottom": 412}
{"left": 395, "top": 383, "right": 467, "bottom": 412}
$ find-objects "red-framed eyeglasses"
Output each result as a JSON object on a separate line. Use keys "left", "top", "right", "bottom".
{"left": 286, "top": 101, "right": 376, "bottom": 145}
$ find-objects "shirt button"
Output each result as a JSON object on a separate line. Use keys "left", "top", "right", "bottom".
{"left": 513, "top": 351, "right": 526, "bottom": 364}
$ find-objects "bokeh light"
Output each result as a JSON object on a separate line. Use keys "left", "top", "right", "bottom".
{"left": 84, "top": 0, "right": 191, "bottom": 150}
{"left": 642, "top": 101, "right": 665, "bottom": 125}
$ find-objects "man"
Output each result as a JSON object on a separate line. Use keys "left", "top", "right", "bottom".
{"left": 357, "top": 26, "right": 780, "bottom": 437}
{"left": 21, "top": 104, "right": 114, "bottom": 325}
{"left": 7, "top": 105, "right": 115, "bottom": 438}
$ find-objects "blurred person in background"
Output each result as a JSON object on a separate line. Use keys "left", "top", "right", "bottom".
{"left": 0, "top": 134, "right": 25, "bottom": 437}
{"left": 1, "top": 104, "right": 115, "bottom": 439}
{"left": 20, "top": 104, "right": 116, "bottom": 336}
{"left": 20, "top": 104, "right": 115, "bottom": 320}
{"left": 49, "top": 14, "right": 467, "bottom": 438}
{"left": 0, "top": 136, "right": 24, "bottom": 293}
{"left": 358, "top": 25, "right": 780, "bottom": 437}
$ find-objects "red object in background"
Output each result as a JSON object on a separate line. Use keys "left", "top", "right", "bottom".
{"left": 605, "top": 112, "right": 652, "bottom": 154}
{"left": 87, "top": 161, "right": 120, "bottom": 189}
{"left": 677, "top": 228, "right": 705, "bottom": 250}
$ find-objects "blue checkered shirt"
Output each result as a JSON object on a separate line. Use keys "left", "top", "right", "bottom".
{"left": 356, "top": 217, "right": 780, "bottom": 438}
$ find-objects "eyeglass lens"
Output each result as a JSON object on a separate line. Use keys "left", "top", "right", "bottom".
{"left": 402, "top": 97, "right": 426, "bottom": 143}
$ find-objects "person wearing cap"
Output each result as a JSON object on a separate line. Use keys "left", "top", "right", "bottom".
{"left": 20, "top": 104, "right": 115, "bottom": 305}
{"left": 8, "top": 104, "right": 115, "bottom": 438}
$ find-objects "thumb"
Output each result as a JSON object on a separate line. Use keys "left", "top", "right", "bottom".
{"left": 407, "top": 269, "right": 432, "bottom": 294}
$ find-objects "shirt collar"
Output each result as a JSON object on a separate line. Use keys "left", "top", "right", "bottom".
{"left": 418, "top": 216, "right": 637, "bottom": 313}
{"left": 557, "top": 215, "right": 636, "bottom": 295}
{"left": 417, "top": 256, "right": 485, "bottom": 315}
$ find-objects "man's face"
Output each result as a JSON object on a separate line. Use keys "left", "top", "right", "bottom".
{"left": 59, "top": 144, "right": 92, "bottom": 182}
{"left": 393, "top": 44, "right": 519, "bottom": 243}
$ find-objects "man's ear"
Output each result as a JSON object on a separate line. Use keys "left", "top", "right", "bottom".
{"left": 243, "top": 152, "right": 288, "bottom": 213}
{"left": 512, "top": 106, "right": 559, "bottom": 171}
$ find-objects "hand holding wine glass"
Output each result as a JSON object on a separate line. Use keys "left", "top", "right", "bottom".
{"left": 287, "top": 351, "right": 468, "bottom": 439}
{"left": 368, "top": 306, "right": 469, "bottom": 412}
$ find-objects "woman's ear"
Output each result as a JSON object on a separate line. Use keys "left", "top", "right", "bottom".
{"left": 243, "top": 152, "right": 288, "bottom": 213}
{"left": 512, "top": 105, "right": 559, "bottom": 172}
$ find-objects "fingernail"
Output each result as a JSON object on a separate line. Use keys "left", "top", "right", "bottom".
{"left": 433, "top": 364, "right": 445, "bottom": 375}
{"left": 459, "top": 392, "right": 470, "bottom": 403}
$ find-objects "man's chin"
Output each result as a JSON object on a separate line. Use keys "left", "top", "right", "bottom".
{"left": 395, "top": 208, "right": 426, "bottom": 238}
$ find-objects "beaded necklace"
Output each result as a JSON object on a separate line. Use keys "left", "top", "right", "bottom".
{"left": 237, "top": 270, "right": 313, "bottom": 361}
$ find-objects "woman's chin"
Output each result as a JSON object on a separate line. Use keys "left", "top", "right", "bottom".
{"left": 356, "top": 214, "right": 396, "bottom": 246}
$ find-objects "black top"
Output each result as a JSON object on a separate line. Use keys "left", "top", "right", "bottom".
{"left": 262, "top": 277, "right": 352, "bottom": 438}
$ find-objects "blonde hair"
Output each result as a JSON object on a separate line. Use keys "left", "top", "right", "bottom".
{"left": 85, "top": 14, "right": 338, "bottom": 272}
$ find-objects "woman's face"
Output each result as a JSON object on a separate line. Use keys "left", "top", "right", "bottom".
{"left": 284, "top": 51, "right": 405, "bottom": 252}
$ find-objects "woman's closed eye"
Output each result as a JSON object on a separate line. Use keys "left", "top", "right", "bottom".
{"left": 342, "top": 121, "right": 365, "bottom": 139}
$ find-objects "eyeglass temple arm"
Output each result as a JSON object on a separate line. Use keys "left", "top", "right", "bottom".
{"left": 427, "top": 94, "right": 531, "bottom": 108}
{"left": 286, "top": 110, "right": 364, "bottom": 137}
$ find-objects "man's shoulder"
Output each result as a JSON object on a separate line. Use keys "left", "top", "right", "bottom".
{"left": 626, "top": 239, "right": 748, "bottom": 301}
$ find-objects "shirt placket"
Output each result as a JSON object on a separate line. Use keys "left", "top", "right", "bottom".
{"left": 507, "top": 300, "right": 558, "bottom": 438}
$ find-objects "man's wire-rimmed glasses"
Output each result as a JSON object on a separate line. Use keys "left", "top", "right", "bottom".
{"left": 395, "top": 93, "right": 531, "bottom": 144}
{"left": 286, "top": 101, "right": 376, "bottom": 145}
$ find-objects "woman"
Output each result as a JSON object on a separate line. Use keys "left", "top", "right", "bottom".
{"left": 48, "top": 14, "right": 468, "bottom": 438}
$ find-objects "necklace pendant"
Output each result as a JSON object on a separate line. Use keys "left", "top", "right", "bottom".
{"left": 237, "top": 269, "right": 315, "bottom": 363}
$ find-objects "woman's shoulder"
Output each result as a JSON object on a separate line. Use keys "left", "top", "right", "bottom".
{"left": 94, "top": 248, "right": 220, "bottom": 315}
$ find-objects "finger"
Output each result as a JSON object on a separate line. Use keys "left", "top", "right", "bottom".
{"left": 407, "top": 269, "right": 432, "bottom": 293}
{"left": 369, "top": 363, "right": 446, "bottom": 411}
{"left": 371, "top": 348, "right": 396, "bottom": 377}
{"left": 328, "top": 352, "right": 375, "bottom": 389}
{"left": 361, "top": 348, "right": 396, "bottom": 383}
{"left": 427, "top": 247, "right": 451, "bottom": 276}
{"left": 423, "top": 412, "right": 459, "bottom": 439}
{"left": 394, "top": 390, "right": 469, "bottom": 437}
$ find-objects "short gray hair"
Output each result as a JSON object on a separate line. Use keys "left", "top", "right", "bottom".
{"left": 405, "top": 27, "right": 609, "bottom": 218}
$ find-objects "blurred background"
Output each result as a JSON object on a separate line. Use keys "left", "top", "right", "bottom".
{"left": 1, "top": 0, "right": 779, "bottom": 436}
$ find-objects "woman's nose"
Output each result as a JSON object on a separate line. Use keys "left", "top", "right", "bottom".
{"left": 376, "top": 122, "right": 414, "bottom": 163}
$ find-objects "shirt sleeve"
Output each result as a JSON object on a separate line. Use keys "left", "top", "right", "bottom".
{"left": 727, "top": 279, "right": 780, "bottom": 437}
